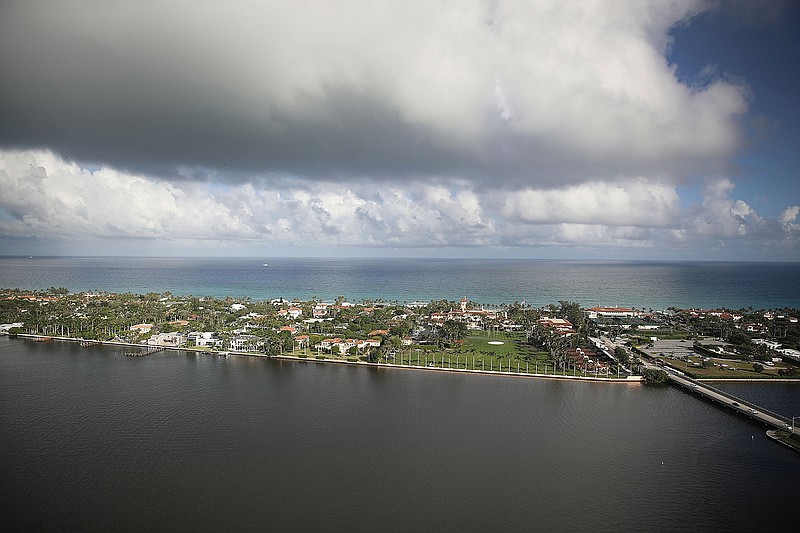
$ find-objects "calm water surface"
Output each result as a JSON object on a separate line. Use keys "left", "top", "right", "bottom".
{"left": 2, "top": 337, "right": 798, "bottom": 532}
{"left": 1, "top": 256, "right": 799, "bottom": 308}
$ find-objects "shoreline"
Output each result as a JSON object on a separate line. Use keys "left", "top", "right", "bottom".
{"left": 13, "top": 333, "right": 644, "bottom": 383}
{"left": 698, "top": 378, "right": 800, "bottom": 383}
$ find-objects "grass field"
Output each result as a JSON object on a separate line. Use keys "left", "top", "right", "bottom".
{"left": 282, "top": 330, "right": 627, "bottom": 378}
{"left": 658, "top": 355, "right": 790, "bottom": 379}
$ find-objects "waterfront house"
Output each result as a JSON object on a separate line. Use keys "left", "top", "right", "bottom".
{"left": 229, "top": 334, "right": 263, "bottom": 352}
{"left": 130, "top": 323, "right": 154, "bottom": 334}
{"left": 148, "top": 332, "right": 186, "bottom": 347}
{"left": 294, "top": 335, "right": 309, "bottom": 347}
{"left": 187, "top": 331, "right": 222, "bottom": 348}
{"left": 319, "top": 338, "right": 342, "bottom": 352}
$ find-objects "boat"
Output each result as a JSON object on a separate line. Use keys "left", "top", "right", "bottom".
{"left": 262, "top": 263, "right": 269, "bottom": 267}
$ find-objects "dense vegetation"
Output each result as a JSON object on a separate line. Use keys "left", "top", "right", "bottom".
{"left": 3, "top": 288, "right": 798, "bottom": 381}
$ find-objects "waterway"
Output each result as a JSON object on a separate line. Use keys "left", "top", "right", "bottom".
{"left": 1, "top": 336, "right": 798, "bottom": 532}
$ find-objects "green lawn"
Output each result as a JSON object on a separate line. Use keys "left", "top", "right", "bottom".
{"left": 282, "top": 330, "right": 624, "bottom": 378}
{"left": 659, "top": 355, "right": 789, "bottom": 379}
{"left": 392, "top": 331, "right": 619, "bottom": 377}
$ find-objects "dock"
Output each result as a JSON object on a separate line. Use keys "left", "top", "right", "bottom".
{"left": 123, "top": 346, "right": 166, "bottom": 357}
{"left": 80, "top": 339, "right": 101, "bottom": 347}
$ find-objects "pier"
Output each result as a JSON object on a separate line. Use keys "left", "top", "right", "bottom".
{"left": 123, "top": 346, "right": 165, "bottom": 357}
{"left": 80, "top": 339, "right": 101, "bottom": 347}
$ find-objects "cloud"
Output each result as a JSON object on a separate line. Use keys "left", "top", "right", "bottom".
{"left": 0, "top": 0, "right": 747, "bottom": 187}
{"left": 0, "top": 149, "right": 497, "bottom": 250}
{"left": 497, "top": 179, "right": 679, "bottom": 227}
{"left": 2, "top": 150, "right": 797, "bottom": 259}
{"left": 2, "top": 2, "right": 795, "bottom": 260}
{"left": 780, "top": 205, "right": 799, "bottom": 226}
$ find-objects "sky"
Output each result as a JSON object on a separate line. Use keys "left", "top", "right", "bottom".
{"left": 0, "top": 0, "right": 798, "bottom": 260}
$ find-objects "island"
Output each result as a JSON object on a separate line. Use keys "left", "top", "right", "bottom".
{"left": 2, "top": 288, "right": 798, "bottom": 380}
{"left": 4, "top": 288, "right": 799, "bottom": 450}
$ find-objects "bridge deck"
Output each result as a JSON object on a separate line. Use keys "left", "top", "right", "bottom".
{"left": 664, "top": 367, "right": 794, "bottom": 432}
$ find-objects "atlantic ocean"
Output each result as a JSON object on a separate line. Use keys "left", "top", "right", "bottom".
{"left": 1, "top": 256, "right": 797, "bottom": 310}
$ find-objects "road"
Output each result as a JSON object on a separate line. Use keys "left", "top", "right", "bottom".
{"left": 589, "top": 336, "right": 793, "bottom": 434}
{"left": 660, "top": 365, "right": 793, "bottom": 431}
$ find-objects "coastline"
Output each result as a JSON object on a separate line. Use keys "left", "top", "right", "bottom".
{"left": 13, "top": 333, "right": 644, "bottom": 383}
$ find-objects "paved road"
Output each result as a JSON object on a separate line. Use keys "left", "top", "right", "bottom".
{"left": 594, "top": 335, "right": 795, "bottom": 434}
{"left": 661, "top": 366, "right": 793, "bottom": 431}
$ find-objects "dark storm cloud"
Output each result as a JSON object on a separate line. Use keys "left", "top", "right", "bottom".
{"left": 0, "top": 0, "right": 749, "bottom": 187}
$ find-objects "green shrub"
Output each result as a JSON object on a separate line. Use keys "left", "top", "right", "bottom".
{"left": 642, "top": 368, "right": 668, "bottom": 383}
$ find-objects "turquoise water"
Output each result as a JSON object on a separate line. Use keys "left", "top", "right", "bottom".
{"left": 1, "top": 256, "right": 799, "bottom": 309}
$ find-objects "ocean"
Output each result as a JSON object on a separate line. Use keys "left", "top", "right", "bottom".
{"left": 1, "top": 256, "right": 799, "bottom": 309}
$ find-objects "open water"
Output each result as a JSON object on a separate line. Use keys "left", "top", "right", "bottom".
{"left": 1, "top": 337, "right": 799, "bottom": 532}
{"left": 2, "top": 258, "right": 799, "bottom": 531}
{"left": 1, "top": 256, "right": 799, "bottom": 309}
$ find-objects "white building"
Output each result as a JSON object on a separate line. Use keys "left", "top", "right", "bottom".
{"left": 585, "top": 307, "right": 641, "bottom": 319}
{"left": 229, "top": 334, "right": 264, "bottom": 352}
{"left": 148, "top": 332, "right": 186, "bottom": 347}
{"left": 187, "top": 331, "right": 222, "bottom": 348}
{"left": 130, "top": 323, "right": 154, "bottom": 334}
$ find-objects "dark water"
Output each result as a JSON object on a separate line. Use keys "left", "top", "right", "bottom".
{"left": 2, "top": 337, "right": 798, "bottom": 532}
{"left": 2, "top": 256, "right": 799, "bottom": 309}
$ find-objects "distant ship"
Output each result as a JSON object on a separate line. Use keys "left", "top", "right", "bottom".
{"left": 262, "top": 263, "right": 269, "bottom": 267}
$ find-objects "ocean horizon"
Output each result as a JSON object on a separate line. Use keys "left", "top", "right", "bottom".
{"left": 2, "top": 256, "right": 799, "bottom": 310}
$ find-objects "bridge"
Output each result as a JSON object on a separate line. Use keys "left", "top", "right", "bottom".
{"left": 662, "top": 365, "right": 795, "bottom": 432}
{"left": 596, "top": 336, "right": 797, "bottom": 437}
